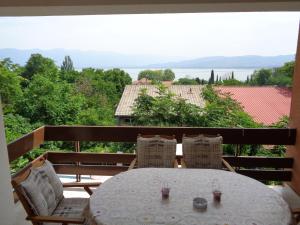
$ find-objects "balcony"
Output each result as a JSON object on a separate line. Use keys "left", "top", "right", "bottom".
{"left": 9, "top": 125, "right": 296, "bottom": 183}
{"left": 9, "top": 125, "right": 299, "bottom": 224}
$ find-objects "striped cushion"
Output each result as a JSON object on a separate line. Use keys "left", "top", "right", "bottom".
{"left": 20, "top": 168, "right": 58, "bottom": 216}
{"left": 45, "top": 198, "right": 89, "bottom": 225}
{"left": 137, "top": 135, "right": 177, "bottom": 168}
{"left": 182, "top": 135, "right": 223, "bottom": 169}
{"left": 36, "top": 160, "right": 64, "bottom": 203}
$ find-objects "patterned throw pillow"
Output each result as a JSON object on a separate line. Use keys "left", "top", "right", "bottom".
{"left": 36, "top": 160, "right": 64, "bottom": 203}
{"left": 182, "top": 135, "right": 223, "bottom": 169}
{"left": 137, "top": 135, "right": 177, "bottom": 168}
{"left": 20, "top": 168, "right": 58, "bottom": 216}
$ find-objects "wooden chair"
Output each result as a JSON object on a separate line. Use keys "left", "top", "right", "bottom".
{"left": 180, "top": 134, "right": 235, "bottom": 172}
{"left": 292, "top": 208, "right": 300, "bottom": 225}
{"left": 11, "top": 157, "right": 101, "bottom": 225}
{"left": 129, "top": 134, "right": 178, "bottom": 169}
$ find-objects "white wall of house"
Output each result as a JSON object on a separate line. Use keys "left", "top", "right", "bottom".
{"left": 0, "top": 101, "right": 16, "bottom": 225}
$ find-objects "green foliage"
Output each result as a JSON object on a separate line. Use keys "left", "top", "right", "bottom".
{"left": 102, "top": 68, "right": 132, "bottom": 97}
{"left": 163, "top": 69, "right": 176, "bottom": 81}
{"left": 0, "top": 59, "right": 23, "bottom": 113}
{"left": 202, "top": 86, "right": 259, "bottom": 128}
{"left": 174, "top": 77, "right": 199, "bottom": 85}
{"left": 248, "top": 61, "right": 294, "bottom": 87}
{"left": 17, "top": 75, "right": 85, "bottom": 125}
{"left": 132, "top": 85, "right": 204, "bottom": 126}
{"left": 221, "top": 78, "right": 243, "bottom": 86}
{"left": 132, "top": 84, "right": 258, "bottom": 128}
{"left": 138, "top": 69, "right": 175, "bottom": 81}
{"left": 22, "top": 54, "right": 58, "bottom": 81}
{"left": 3, "top": 114, "right": 37, "bottom": 143}
{"left": 208, "top": 70, "right": 215, "bottom": 84}
{"left": 61, "top": 56, "right": 74, "bottom": 72}
{"left": 251, "top": 69, "right": 272, "bottom": 85}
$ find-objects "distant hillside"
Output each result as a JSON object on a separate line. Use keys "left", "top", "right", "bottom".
{"left": 147, "top": 55, "right": 295, "bottom": 68}
{"left": 0, "top": 48, "right": 182, "bottom": 68}
{"left": 0, "top": 48, "right": 295, "bottom": 69}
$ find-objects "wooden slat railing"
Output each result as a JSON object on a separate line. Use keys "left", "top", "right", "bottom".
{"left": 45, "top": 152, "right": 293, "bottom": 181}
{"left": 7, "top": 125, "right": 297, "bottom": 182}
{"left": 8, "top": 126, "right": 45, "bottom": 162}
{"left": 44, "top": 125, "right": 296, "bottom": 145}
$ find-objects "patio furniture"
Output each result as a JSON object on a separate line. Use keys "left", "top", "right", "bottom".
{"left": 85, "top": 168, "right": 292, "bottom": 225}
{"left": 181, "top": 134, "right": 235, "bottom": 172}
{"left": 128, "top": 134, "right": 178, "bottom": 169}
{"left": 292, "top": 208, "right": 300, "bottom": 224}
{"left": 11, "top": 157, "right": 101, "bottom": 225}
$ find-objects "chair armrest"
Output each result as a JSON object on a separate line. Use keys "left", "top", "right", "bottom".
{"left": 128, "top": 158, "right": 137, "bottom": 170}
{"left": 222, "top": 158, "right": 235, "bottom": 172}
{"left": 173, "top": 159, "right": 179, "bottom": 168}
{"left": 292, "top": 208, "right": 300, "bottom": 223}
{"left": 180, "top": 158, "right": 187, "bottom": 168}
{"left": 63, "top": 182, "right": 101, "bottom": 195}
{"left": 292, "top": 208, "right": 300, "bottom": 214}
{"left": 62, "top": 182, "right": 101, "bottom": 188}
{"left": 27, "top": 216, "right": 85, "bottom": 224}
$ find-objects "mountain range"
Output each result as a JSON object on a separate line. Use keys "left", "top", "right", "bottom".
{"left": 0, "top": 48, "right": 295, "bottom": 69}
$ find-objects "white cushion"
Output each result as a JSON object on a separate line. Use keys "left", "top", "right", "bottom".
{"left": 36, "top": 160, "right": 64, "bottom": 203}
{"left": 137, "top": 135, "right": 177, "bottom": 168}
{"left": 20, "top": 168, "right": 58, "bottom": 216}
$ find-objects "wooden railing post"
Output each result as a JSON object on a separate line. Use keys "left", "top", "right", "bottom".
{"left": 74, "top": 141, "right": 81, "bottom": 182}
{"left": 287, "top": 22, "right": 300, "bottom": 195}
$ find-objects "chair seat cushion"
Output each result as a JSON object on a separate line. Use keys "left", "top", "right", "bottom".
{"left": 44, "top": 198, "right": 89, "bottom": 225}
{"left": 36, "top": 160, "right": 64, "bottom": 203}
{"left": 20, "top": 168, "right": 58, "bottom": 216}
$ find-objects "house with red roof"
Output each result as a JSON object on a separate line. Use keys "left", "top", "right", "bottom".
{"left": 216, "top": 86, "right": 291, "bottom": 125}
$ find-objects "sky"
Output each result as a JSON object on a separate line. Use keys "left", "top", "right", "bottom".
{"left": 0, "top": 12, "right": 299, "bottom": 59}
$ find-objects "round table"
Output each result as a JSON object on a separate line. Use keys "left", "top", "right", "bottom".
{"left": 87, "top": 168, "right": 292, "bottom": 225}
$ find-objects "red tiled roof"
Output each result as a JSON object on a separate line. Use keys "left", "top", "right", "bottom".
{"left": 216, "top": 86, "right": 291, "bottom": 125}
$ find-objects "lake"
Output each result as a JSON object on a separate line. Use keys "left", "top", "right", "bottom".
{"left": 122, "top": 68, "right": 257, "bottom": 81}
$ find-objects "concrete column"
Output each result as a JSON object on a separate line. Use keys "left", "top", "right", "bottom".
{"left": 0, "top": 101, "right": 16, "bottom": 225}
{"left": 287, "top": 23, "right": 300, "bottom": 195}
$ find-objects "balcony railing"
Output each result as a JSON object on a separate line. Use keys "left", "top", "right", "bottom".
{"left": 8, "top": 125, "right": 296, "bottom": 182}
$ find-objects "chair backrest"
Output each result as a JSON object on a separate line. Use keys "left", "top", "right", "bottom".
{"left": 11, "top": 157, "right": 64, "bottom": 219}
{"left": 182, "top": 134, "right": 223, "bottom": 169}
{"left": 137, "top": 134, "right": 177, "bottom": 168}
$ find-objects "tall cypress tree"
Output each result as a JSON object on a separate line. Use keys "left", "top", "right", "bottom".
{"left": 61, "top": 56, "right": 74, "bottom": 72}
{"left": 209, "top": 69, "right": 215, "bottom": 84}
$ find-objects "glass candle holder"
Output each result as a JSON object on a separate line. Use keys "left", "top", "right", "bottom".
{"left": 161, "top": 182, "right": 170, "bottom": 199}
{"left": 211, "top": 178, "right": 222, "bottom": 203}
{"left": 213, "top": 190, "right": 222, "bottom": 202}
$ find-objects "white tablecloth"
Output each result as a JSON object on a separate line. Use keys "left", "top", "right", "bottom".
{"left": 86, "top": 168, "right": 292, "bottom": 225}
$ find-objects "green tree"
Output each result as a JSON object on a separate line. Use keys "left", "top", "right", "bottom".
{"left": 132, "top": 85, "right": 204, "bottom": 126}
{"left": 174, "top": 77, "right": 198, "bottom": 85}
{"left": 61, "top": 55, "right": 74, "bottom": 72}
{"left": 0, "top": 59, "right": 23, "bottom": 113}
{"left": 22, "top": 54, "right": 58, "bottom": 81}
{"left": 251, "top": 69, "right": 272, "bottom": 85}
{"left": 222, "top": 78, "right": 243, "bottom": 86}
{"left": 17, "top": 75, "right": 84, "bottom": 125}
{"left": 138, "top": 69, "right": 175, "bottom": 81}
{"left": 201, "top": 86, "right": 259, "bottom": 128}
{"left": 163, "top": 69, "right": 175, "bottom": 81}
{"left": 208, "top": 70, "right": 215, "bottom": 84}
{"left": 103, "top": 69, "right": 132, "bottom": 97}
